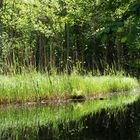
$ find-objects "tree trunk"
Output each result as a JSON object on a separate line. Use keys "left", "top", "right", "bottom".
{"left": 0, "top": 0, "right": 3, "bottom": 70}
{"left": 115, "top": 37, "right": 122, "bottom": 70}
{"left": 65, "top": 23, "right": 70, "bottom": 63}
{"left": 35, "top": 34, "right": 40, "bottom": 70}
{"left": 0, "top": 0, "right": 3, "bottom": 50}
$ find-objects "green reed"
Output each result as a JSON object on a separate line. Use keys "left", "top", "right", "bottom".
{"left": 0, "top": 71, "right": 139, "bottom": 104}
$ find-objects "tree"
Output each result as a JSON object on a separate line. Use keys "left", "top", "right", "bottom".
{"left": 0, "top": 0, "right": 139, "bottom": 75}
{"left": 0, "top": 0, "right": 3, "bottom": 69}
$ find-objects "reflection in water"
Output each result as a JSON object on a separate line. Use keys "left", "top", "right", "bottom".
{"left": 0, "top": 89, "right": 140, "bottom": 140}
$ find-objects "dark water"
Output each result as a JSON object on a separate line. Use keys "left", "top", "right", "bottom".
{"left": 0, "top": 90, "right": 140, "bottom": 140}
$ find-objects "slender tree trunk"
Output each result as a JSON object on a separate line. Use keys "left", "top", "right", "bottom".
{"left": 115, "top": 37, "right": 122, "bottom": 70}
{"left": 65, "top": 23, "right": 70, "bottom": 58}
{"left": 0, "top": 0, "right": 2, "bottom": 7}
{"left": 39, "top": 33, "right": 42, "bottom": 70}
{"left": 75, "top": 24, "right": 81, "bottom": 63}
{"left": 65, "top": 23, "right": 70, "bottom": 64}
{"left": 0, "top": 0, "right": 3, "bottom": 61}
{"left": 36, "top": 34, "right": 40, "bottom": 70}
{"left": 43, "top": 40, "right": 47, "bottom": 69}
{"left": 60, "top": 0, "right": 70, "bottom": 69}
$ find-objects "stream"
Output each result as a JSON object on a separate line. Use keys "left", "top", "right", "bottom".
{"left": 0, "top": 89, "right": 140, "bottom": 140}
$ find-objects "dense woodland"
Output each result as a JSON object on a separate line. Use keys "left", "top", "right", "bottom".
{"left": 0, "top": 0, "right": 140, "bottom": 76}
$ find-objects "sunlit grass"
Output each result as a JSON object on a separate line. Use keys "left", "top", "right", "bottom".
{"left": 0, "top": 72, "right": 139, "bottom": 104}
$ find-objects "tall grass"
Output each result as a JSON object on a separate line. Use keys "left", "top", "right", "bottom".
{"left": 0, "top": 71, "right": 139, "bottom": 104}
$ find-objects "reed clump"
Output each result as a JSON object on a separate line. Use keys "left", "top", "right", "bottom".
{"left": 0, "top": 71, "right": 139, "bottom": 104}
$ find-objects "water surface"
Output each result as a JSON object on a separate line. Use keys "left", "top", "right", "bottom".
{"left": 0, "top": 89, "right": 140, "bottom": 140}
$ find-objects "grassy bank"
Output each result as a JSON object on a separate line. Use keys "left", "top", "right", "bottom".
{"left": 0, "top": 72, "right": 139, "bottom": 104}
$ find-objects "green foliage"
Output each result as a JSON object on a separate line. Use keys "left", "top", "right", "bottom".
{"left": 0, "top": 0, "right": 139, "bottom": 75}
